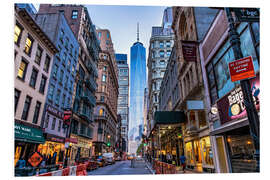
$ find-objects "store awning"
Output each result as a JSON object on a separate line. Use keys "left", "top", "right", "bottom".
{"left": 15, "top": 123, "right": 45, "bottom": 144}
{"left": 154, "top": 111, "right": 186, "bottom": 125}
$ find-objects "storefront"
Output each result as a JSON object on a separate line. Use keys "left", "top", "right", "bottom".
{"left": 184, "top": 136, "right": 214, "bottom": 172}
{"left": 68, "top": 134, "right": 93, "bottom": 165}
{"left": 210, "top": 75, "right": 260, "bottom": 173}
{"left": 37, "top": 134, "right": 65, "bottom": 165}
{"left": 14, "top": 122, "right": 45, "bottom": 166}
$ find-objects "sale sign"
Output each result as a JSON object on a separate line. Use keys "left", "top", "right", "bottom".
{"left": 228, "top": 56, "right": 256, "bottom": 82}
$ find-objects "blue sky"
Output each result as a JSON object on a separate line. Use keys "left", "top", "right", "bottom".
{"left": 34, "top": 4, "right": 166, "bottom": 67}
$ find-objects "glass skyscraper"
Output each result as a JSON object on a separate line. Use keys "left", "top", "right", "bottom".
{"left": 129, "top": 39, "right": 146, "bottom": 153}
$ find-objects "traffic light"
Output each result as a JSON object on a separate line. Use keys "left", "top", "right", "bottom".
{"left": 107, "top": 142, "right": 111, "bottom": 147}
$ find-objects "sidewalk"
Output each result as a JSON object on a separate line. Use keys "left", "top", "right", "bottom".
{"left": 144, "top": 160, "right": 199, "bottom": 174}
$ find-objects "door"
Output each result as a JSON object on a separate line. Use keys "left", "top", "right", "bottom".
{"left": 216, "top": 137, "right": 228, "bottom": 173}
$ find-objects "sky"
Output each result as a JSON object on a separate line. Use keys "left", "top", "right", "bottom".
{"left": 34, "top": 4, "right": 166, "bottom": 68}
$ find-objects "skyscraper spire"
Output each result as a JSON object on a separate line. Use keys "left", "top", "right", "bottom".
{"left": 137, "top": 22, "right": 139, "bottom": 42}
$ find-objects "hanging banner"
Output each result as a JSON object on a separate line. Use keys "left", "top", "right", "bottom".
{"left": 181, "top": 41, "right": 198, "bottom": 62}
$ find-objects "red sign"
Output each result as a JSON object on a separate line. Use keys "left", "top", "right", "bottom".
{"left": 229, "top": 56, "right": 256, "bottom": 82}
{"left": 181, "top": 41, "right": 198, "bottom": 62}
{"left": 65, "top": 138, "right": 78, "bottom": 144}
{"left": 63, "top": 109, "right": 72, "bottom": 124}
{"left": 28, "top": 152, "right": 43, "bottom": 167}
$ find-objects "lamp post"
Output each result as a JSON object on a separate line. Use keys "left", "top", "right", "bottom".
{"left": 224, "top": 8, "right": 260, "bottom": 172}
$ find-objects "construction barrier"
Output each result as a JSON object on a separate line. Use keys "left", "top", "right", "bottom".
{"left": 153, "top": 160, "right": 177, "bottom": 174}
{"left": 38, "top": 172, "right": 52, "bottom": 176}
{"left": 62, "top": 167, "right": 70, "bottom": 176}
{"left": 69, "top": 166, "right": 77, "bottom": 176}
{"left": 76, "top": 164, "right": 87, "bottom": 176}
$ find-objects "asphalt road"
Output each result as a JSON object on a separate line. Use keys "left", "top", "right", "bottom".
{"left": 87, "top": 160, "right": 151, "bottom": 175}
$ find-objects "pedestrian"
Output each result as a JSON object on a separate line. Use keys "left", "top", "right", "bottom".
{"left": 15, "top": 157, "right": 26, "bottom": 168}
{"left": 180, "top": 153, "right": 186, "bottom": 173}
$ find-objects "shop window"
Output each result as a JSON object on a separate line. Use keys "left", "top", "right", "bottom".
{"left": 199, "top": 111, "right": 207, "bottom": 128}
{"left": 185, "top": 142, "right": 194, "bottom": 164}
{"left": 200, "top": 136, "right": 214, "bottom": 166}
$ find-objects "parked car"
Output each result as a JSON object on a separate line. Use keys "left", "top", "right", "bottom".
{"left": 115, "top": 156, "right": 122, "bottom": 161}
{"left": 95, "top": 156, "right": 107, "bottom": 167}
{"left": 103, "top": 153, "right": 115, "bottom": 165}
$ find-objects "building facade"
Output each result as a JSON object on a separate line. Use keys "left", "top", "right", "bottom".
{"left": 129, "top": 30, "right": 146, "bottom": 153}
{"left": 14, "top": 5, "right": 58, "bottom": 166}
{"left": 146, "top": 7, "right": 174, "bottom": 139}
{"left": 115, "top": 53, "right": 129, "bottom": 153}
{"left": 34, "top": 12, "right": 79, "bottom": 165}
{"left": 93, "top": 29, "right": 119, "bottom": 155}
{"left": 38, "top": 4, "right": 100, "bottom": 164}
{"left": 199, "top": 9, "right": 260, "bottom": 173}
{"left": 159, "top": 6, "right": 219, "bottom": 172}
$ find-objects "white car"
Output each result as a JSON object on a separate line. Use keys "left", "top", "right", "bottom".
{"left": 102, "top": 153, "right": 115, "bottom": 165}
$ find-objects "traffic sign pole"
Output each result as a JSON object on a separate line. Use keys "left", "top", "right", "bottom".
{"left": 225, "top": 8, "right": 260, "bottom": 172}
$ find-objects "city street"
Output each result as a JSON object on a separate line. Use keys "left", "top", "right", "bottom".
{"left": 87, "top": 160, "right": 151, "bottom": 175}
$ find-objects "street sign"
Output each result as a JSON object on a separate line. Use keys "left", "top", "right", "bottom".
{"left": 232, "top": 8, "right": 260, "bottom": 22}
{"left": 228, "top": 56, "right": 256, "bottom": 82}
{"left": 28, "top": 152, "right": 43, "bottom": 167}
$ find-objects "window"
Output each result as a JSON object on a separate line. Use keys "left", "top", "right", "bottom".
{"left": 70, "top": 44, "right": 73, "bottom": 56}
{"left": 166, "top": 50, "right": 171, "bottom": 57}
{"left": 32, "top": 101, "right": 41, "bottom": 124}
{"left": 62, "top": 94, "right": 66, "bottom": 108}
{"left": 69, "top": 80, "right": 73, "bottom": 92}
{"left": 39, "top": 75, "right": 47, "bottom": 94}
{"left": 44, "top": 55, "right": 51, "bottom": 73}
{"left": 103, "top": 66, "right": 107, "bottom": 71}
{"left": 48, "top": 84, "right": 55, "bottom": 101}
{"left": 160, "top": 60, "right": 165, "bottom": 65}
{"left": 51, "top": 118, "right": 56, "bottom": 130}
{"left": 15, "top": 89, "right": 21, "bottom": 112}
{"left": 45, "top": 114, "right": 49, "bottom": 128}
{"left": 59, "top": 70, "right": 64, "bottom": 82}
{"left": 59, "top": 29, "right": 64, "bottom": 43}
{"left": 67, "top": 59, "right": 71, "bottom": 70}
{"left": 106, "top": 40, "right": 109, "bottom": 45}
{"left": 21, "top": 95, "right": 32, "bottom": 120}
{"left": 35, "top": 46, "right": 43, "bottom": 65}
{"left": 72, "top": 65, "right": 75, "bottom": 76}
{"left": 102, "top": 75, "right": 107, "bottom": 82}
{"left": 24, "top": 35, "right": 33, "bottom": 55}
{"left": 159, "top": 51, "right": 164, "bottom": 58}
{"left": 99, "top": 108, "right": 104, "bottom": 116}
{"left": 152, "top": 51, "right": 155, "bottom": 58}
{"left": 107, "top": 32, "right": 110, "bottom": 39}
{"left": 101, "top": 85, "right": 106, "bottom": 92}
{"left": 14, "top": 23, "right": 23, "bottom": 44}
{"left": 64, "top": 76, "right": 68, "bottom": 89}
{"left": 199, "top": 111, "right": 207, "bottom": 128}
{"left": 58, "top": 120, "right": 62, "bottom": 132}
{"left": 29, "top": 68, "right": 38, "bottom": 88}
{"left": 17, "top": 59, "right": 28, "bottom": 80}
{"left": 67, "top": 97, "right": 71, "bottom": 108}
{"left": 100, "top": 96, "right": 105, "bottom": 102}
{"left": 166, "top": 41, "right": 171, "bottom": 47}
{"left": 71, "top": 10, "right": 78, "bottom": 19}
{"left": 63, "top": 52, "right": 67, "bottom": 64}
{"left": 98, "top": 32, "right": 102, "bottom": 39}
{"left": 52, "top": 64, "right": 58, "bottom": 79}
{"left": 55, "top": 90, "right": 61, "bottom": 106}
{"left": 160, "top": 41, "right": 164, "bottom": 48}
{"left": 65, "top": 37, "right": 69, "bottom": 49}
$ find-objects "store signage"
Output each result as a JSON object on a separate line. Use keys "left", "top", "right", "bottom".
{"left": 46, "top": 134, "right": 65, "bottom": 143}
{"left": 15, "top": 123, "right": 45, "bottom": 143}
{"left": 47, "top": 105, "right": 64, "bottom": 119}
{"left": 228, "top": 56, "right": 256, "bottom": 82}
{"left": 63, "top": 108, "right": 72, "bottom": 124}
{"left": 181, "top": 41, "right": 198, "bottom": 62}
{"left": 28, "top": 152, "right": 43, "bottom": 167}
{"left": 65, "top": 138, "right": 78, "bottom": 144}
{"left": 186, "top": 100, "right": 204, "bottom": 110}
{"left": 232, "top": 8, "right": 260, "bottom": 22}
{"left": 217, "top": 75, "right": 260, "bottom": 125}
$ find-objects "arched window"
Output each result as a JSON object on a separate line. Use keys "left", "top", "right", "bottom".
{"left": 99, "top": 108, "right": 104, "bottom": 116}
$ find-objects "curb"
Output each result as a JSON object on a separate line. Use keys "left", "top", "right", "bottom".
{"left": 144, "top": 160, "right": 155, "bottom": 175}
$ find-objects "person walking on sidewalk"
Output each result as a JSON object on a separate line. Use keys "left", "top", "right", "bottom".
{"left": 180, "top": 154, "right": 186, "bottom": 173}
